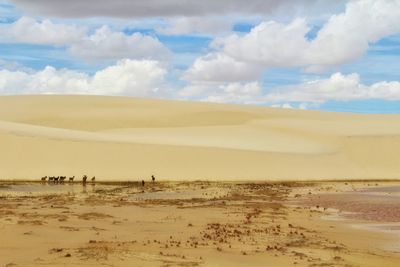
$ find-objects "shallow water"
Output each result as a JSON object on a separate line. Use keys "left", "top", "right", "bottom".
{"left": 311, "top": 185, "right": 400, "bottom": 252}
{"left": 0, "top": 183, "right": 98, "bottom": 196}
{"left": 362, "top": 186, "right": 400, "bottom": 197}
{"left": 0, "top": 182, "right": 228, "bottom": 201}
{"left": 365, "top": 186, "right": 400, "bottom": 193}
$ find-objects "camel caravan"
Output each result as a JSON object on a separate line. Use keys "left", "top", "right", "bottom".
{"left": 41, "top": 175, "right": 95, "bottom": 184}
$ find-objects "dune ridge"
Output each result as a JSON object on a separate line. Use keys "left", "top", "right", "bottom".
{"left": 0, "top": 95, "right": 399, "bottom": 181}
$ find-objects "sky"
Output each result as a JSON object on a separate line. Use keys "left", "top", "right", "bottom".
{"left": 0, "top": 0, "right": 399, "bottom": 113}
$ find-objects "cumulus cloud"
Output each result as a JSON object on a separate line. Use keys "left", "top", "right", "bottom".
{"left": 187, "top": 0, "right": 400, "bottom": 83}
{"left": 156, "top": 17, "right": 232, "bottom": 36}
{"left": 2, "top": 0, "right": 399, "bottom": 110}
{"left": 270, "top": 103, "right": 314, "bottom": 110}
{"left": 0, "top": 17, "right": 170, "bottom": 61}
{"left": 10, "top": 0, "right": 345, "bottom": 18}
{"left": 180, "top": 72, "right": 400, "bottom": 106}
{"left": 0, "top": 59, "right": 168, "bottom": 96}
{"left": 184, "top": 19, "right": 307, "bottom": 82}
{"left": 0, "top": 16, "right": 85, "bottom": 45}
{"left": 69, "top": 26, "right": 170, "bottom": 61}
{"left": 184, "top": 53, "right": 263, "bottom": 82}
{"left": 212, "top": 18, "right": 310, "bottom": 67}
{"left": 179, "top": 81, "right": 262, "bottom": 104}
{"left": 204, "top": 82, "right": 262, "bottom": 103}
{"left": 264, "top": 73, "right": 400, "bottom": 103}
{"left": 304, "top": 0, "right": 400, "bottom": 70}
{"left": 1, "top": 60, "right": 399, "bottom": 106}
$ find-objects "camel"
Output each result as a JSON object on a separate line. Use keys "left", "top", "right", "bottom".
{"left": 69, "top": 176, "right": 75, "bottom": 182}
{"left": 41, "top": 176, "right": 47, "bottom": 181}
{"left": 48, "top": 176, "right": 54, "bottom": 182}
{"left": 54, "top": 176, "right": 59, "bottom": 183}
{"left": 59, "top": 176, "right": 66, "bottom": 183}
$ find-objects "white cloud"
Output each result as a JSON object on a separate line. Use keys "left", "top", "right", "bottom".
{"left": 0, "top": 16, "right": 85, "bottom": 45}
{"left": 0, "top": 59, "right": 168, "bottom": 96}
{"left": 184, "top": 53, "right": 263, "bottom": 82}
{"left": 305, "top": 0, "right": 400, "bottom": 70}
{"left": 184, "top": 18, "right": 307, "bottom": 82}
{"left": 179, "top": 72, "right": 400, "bottom": 106}
{"left": 186, "top": 0, "right": 400, "bottom": 84}
{"left": 70, "top": 25, "right": 170, "bottom": 61}
{"left": 1, "top": 61, "right": 399, "bottom": 106}
{"left": 179, "top": 81, "right": 262, "bottom": 104}
{"left": 270, "top": 103, "right": 313, "bottom": 110}
{"left": 212, "top": 18, "right": 310, "bottom": 68}
{"left": 264, "top": 72, "right": 400, "bottom": 103}
{"left": 156, "top": 17, "right": 232, "bottom": 36}
{"left": 204, "top": 82, "right": 262, "bottom": 103}
{"left": 270, "top": 103, "right": 295, "bottom": 109}
{"left": 0, "top": 17, "right": 171, "bottom": 61}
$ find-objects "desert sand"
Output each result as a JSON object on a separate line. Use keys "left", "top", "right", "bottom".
{"left": 0, "top": 95, "right": 400, "bottom": 181}
{"left": 1, "top": 181, "right": 400, "bottom": 267}
{"left": 1, "top": 95, "right": 400, "bottom": 267}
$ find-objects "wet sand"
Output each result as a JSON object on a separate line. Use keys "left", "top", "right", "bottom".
{"left": 306, "top": 184, "right": 400, "bottom": 222}
{"left": 1, "top": 181, "right": 400, "bottom": 267}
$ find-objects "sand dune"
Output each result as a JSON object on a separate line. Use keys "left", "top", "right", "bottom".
{"left": 0, "top": 95, "right": 399, "bottom": 181}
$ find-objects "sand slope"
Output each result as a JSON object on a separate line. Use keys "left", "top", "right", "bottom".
{"left": 0, "top": 95, "right": 399, "bottom": 181}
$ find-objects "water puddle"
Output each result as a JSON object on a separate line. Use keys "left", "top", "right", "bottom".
{"left": 312, "top": 185, "right": 400, "bottom": 253}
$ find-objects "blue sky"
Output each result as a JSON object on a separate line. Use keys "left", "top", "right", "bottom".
{"left": 0, "top": 0, "right": 399, "bottom": 113}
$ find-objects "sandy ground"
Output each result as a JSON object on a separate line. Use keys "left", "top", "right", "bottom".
{"left": 1, "top": 181, "right": 400, "bottom": 267}
{"left": 1, "top": 95, "right": 400, "bottom": 180}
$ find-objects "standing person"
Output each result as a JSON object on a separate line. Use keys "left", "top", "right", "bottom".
{"left": 151, "top": 175, "right": 155, "bottom": 183}
{"left": 141, "top": 180, "right": 145, "bottom": 187}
